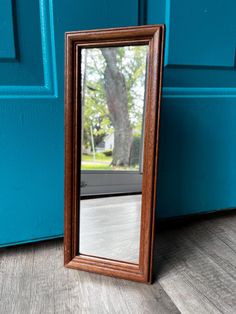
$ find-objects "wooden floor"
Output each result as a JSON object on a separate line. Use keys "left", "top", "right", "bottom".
{"left": 1, "top": 210, "right": 236, "bottom": 313}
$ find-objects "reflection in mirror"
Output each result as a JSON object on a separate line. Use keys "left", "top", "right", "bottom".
{"left": 79, "top": 46, "right": 148, "bottom": 263}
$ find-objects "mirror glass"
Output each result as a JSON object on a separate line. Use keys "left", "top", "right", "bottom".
{"left": 79, "top": 45, "right": 148, "bottom": 263}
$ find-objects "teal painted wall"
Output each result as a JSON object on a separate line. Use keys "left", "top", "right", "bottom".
{"left": 0, "top": 0, "right": 235, "bottom": 246}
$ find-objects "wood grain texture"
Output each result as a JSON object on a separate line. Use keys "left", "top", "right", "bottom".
{"left": 155, "top": 212, "right": 236, "bottom": 314}
{"left": 0, "top": 239, "right": 179, "bottom": 314}
{"left": 1, "top": 211, "right": 236, "bottom": 313}
{"left": 64, "top": 24, "right": 165, "bottom": 283}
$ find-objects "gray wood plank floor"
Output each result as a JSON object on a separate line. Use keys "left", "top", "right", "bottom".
{"left": 1, "top": 210, "right": 236, "bottom": 313}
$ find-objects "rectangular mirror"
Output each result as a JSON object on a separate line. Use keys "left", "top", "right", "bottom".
{"left": 64, "top": 25, "right": 164, "bottom": 283}
{"left": 79, "top": 45, "right": 148, "bottom": 264}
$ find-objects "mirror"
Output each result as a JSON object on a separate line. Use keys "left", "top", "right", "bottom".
{"left": 64, "top": 25, "right": 164, "bottom": 283}
{"left": 79, "top": 45, "right": 148, "bottom": 263}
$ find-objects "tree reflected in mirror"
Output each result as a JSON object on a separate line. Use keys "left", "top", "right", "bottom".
{"left": 81, "top": 46, "right": 148, "bottom": 171}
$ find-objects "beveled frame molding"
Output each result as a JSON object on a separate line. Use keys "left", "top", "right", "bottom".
{"left": 64, "top": 25, "right": 164, "bottom": 283}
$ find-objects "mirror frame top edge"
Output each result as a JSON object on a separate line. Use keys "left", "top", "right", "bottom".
{"left": 64, "top": 24, "right": 165, "bottom": 283}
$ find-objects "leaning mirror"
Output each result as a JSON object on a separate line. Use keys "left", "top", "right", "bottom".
{"left": 64, "top": 25, "right": 164, "bottom": 283}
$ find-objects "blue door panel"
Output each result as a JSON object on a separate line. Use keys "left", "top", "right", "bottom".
{"left": 165, "top": 0, "right": 235, "bottom": 67}
{"left": 0, "top": 0, "right": 139, "bottom": 247}
{"left": 0, "top": 0, "right": 15, "bottom": 59}
{"left": 147, "top": 0, "right": 236, "bottom": 218}
{"left": 0, "top": 0, "right": 44, "bottom": 86}
{"left": 157, "top": 98, "right": 236, "bottom": 218}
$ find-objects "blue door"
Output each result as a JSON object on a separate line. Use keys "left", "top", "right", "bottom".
{"left": 1, "top": 0, "right": 235, "bottom": 246}
{"left": 148, "top": 0, "right": 236, "bottom": 218}
{"left": 0, "top": 0, "right": 138, "bottom": 247}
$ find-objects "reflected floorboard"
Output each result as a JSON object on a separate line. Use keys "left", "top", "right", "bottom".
{"left": 80, "top": 194, "right": 141, "bottom": 263}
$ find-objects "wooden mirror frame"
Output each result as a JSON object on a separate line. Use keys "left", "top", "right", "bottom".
{"left": 64, "top": 25, "right": 164, "bottom": 283}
